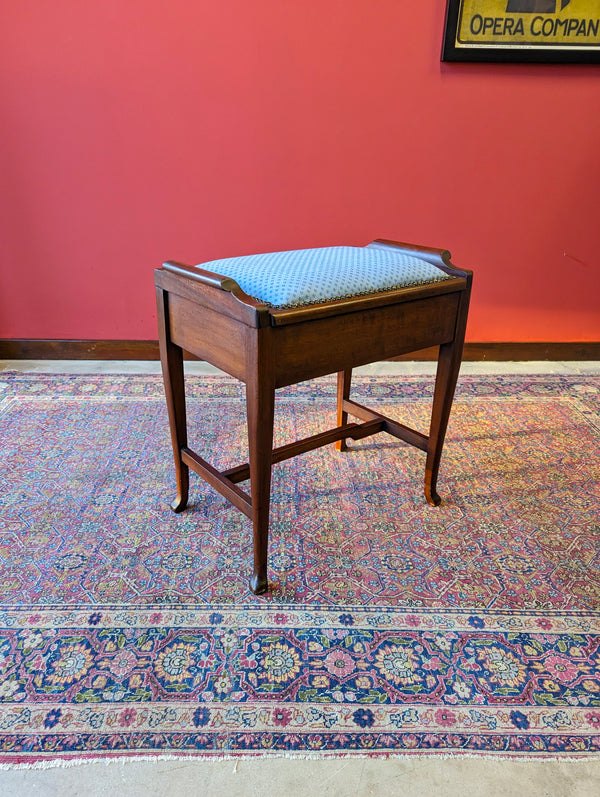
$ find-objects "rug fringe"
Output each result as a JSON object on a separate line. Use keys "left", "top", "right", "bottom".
{"left": 2, "top": 750, "right": 599, "bottom": 770}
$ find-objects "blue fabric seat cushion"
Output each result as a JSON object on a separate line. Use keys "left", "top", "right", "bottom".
{"left": 196, "top": 246, "right": 452, "bottom": 308}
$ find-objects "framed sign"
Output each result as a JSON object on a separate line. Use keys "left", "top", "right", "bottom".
{"left": 442, "top": 1, "right": 600, "bottom": 62}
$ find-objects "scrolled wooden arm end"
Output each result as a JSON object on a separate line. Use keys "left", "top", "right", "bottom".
{"left": 161, "top": 260, "right": 269, "bottom": 312}
{"left": 367, "top": 239, "right": 469, "bottom": 278}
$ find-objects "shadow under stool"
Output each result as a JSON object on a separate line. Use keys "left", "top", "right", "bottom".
{"left": 155, "top": 239, "right": 473, "bottom": 594}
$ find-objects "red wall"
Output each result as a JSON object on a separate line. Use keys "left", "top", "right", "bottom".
{"left": 1, "top": 1, "right": 599, "bottom": 342}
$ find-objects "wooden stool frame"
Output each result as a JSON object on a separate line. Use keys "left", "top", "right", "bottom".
{"left": 155, "top": 239, "right": 472, "bottom": 594}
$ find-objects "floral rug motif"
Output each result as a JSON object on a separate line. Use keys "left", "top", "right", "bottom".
{"left": 0, "top": 372, "right": 598, "bottom": 762}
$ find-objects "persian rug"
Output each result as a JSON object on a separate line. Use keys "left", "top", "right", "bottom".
{"left": 0, "top": 371, "right": 598, "bottom": 764}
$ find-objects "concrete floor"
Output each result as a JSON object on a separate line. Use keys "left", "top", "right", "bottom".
{"left": 2, "top": 756, "right": 600, "bottom": 797}
{"left": 2, "top": 359, "right": 600, "bottom": 376}
{"left": 1, "top": 359, "right": 599, "bottom": 796}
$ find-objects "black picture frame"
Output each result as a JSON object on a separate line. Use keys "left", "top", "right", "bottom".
{"left": 442, "top": 0, "right": 600, "bottom": 63}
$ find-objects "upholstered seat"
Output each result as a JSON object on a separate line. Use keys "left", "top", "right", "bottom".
{"left": 196, "top": 246, "right": 452, "bottom": 308}
{"left": 155, "top": 239, "right": 472, "bottom": 595}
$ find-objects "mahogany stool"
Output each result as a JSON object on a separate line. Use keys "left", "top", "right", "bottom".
{"left": 155, "top": 239, "right": 472, "bottom": 594}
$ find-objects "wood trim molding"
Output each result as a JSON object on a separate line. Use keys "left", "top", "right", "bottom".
{"left": 1, "top": 339, "right": 599, "bottom": 361}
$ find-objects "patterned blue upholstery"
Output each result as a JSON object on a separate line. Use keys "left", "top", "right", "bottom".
{"left": 196, "top": 246, "right": 452, "bottom": 308}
